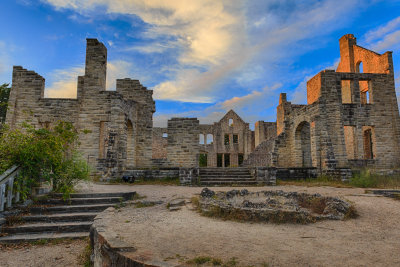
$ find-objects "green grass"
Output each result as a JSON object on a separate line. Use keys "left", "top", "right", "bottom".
{"left": 349, "top": 170, "right": 400, "bottom": 188}
{"left": 187, "top": 256, "right": 225, "bottom": 266}
{"left": 277, "top": 171, "right": 400, "bottom": 189}
{"left": 277, "top": 175, "right": 350, "bottom": 188}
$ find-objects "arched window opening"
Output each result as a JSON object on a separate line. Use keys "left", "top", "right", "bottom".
{"left": 356, "top": 61, "right": 363, "bottom": 73}
{"left": 229, "top": 119, "right": 233, "bottom": 126}
{"left": 295, "top": 121, "right": 312, "bottom": 167}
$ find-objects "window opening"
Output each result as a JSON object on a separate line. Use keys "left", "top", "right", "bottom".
{"left": 229, "top": 119, "right": 233, "bottom": 127}
{"left": 206, "top": 134, "right": 213, "bottom": 144}
{"left": 224, "top": 134, "right": 230, "bottom": 145}
{"left": 233, "top": 134, "right": 238, "bottom": 144}
{"left": 199, "top": 134, "right": 205, "bottom": 144}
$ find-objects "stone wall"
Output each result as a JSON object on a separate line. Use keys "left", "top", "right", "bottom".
{"left": 167, "top": 118, "right": 200, "bottom": 167}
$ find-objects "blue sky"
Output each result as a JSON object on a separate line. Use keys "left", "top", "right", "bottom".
{"left": 0, "top": 0, "right": 399, "bottom": 128}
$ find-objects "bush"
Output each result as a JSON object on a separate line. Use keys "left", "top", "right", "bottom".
{"left": 0, "top": 121, "right": 90, "bottom": 199}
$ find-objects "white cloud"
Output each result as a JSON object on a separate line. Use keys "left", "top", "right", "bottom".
{"left": 364, "top": 16, "right": 400, "bottom": 44}
{"left": 363, "top": 16, "right": 400, "bottom": 52}
{"left": 45, "top": 66, "right": 84, "bottom": 98}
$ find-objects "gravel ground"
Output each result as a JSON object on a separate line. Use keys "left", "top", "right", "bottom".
{"left": 0, "top": 239, "right": 88, "bottom": 267}
{"left": 88, "top": 183, "right": 400, "bottom": 267}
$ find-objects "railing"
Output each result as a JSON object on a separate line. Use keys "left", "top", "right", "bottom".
{"left": 0, "top": 165, "right": 21, "bottom": 212}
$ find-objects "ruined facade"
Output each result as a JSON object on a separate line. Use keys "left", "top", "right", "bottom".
{"left": 6, "top": 39, "right": 155, "bottom": 177}
{"left": 5, "top": 34, "right": 399, "bottom": 180}
{"left": 152, "top": 110, "right": 256, "bottom": 168}
{"left": 245, "top": 34, "right": 400, "bottom": 171}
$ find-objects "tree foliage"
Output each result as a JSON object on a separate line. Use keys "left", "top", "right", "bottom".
{"left": 0, "top": 83, "right": 11, "bottom": 123}
{"left": 0, "top": 121, "right": 90, "bottom": 199}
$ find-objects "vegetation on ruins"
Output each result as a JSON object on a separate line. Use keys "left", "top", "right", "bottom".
{"left": 0, "top": 121, "right": 90, "bottom": 199}
{"left": 0, "top": 83, "right": 10, "bottom": 124}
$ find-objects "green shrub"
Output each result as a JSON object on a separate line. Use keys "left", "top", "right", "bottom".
{"left": 0, "top": 121, "right": 90, "bottom": 199}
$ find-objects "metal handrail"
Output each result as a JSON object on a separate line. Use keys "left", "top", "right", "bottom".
{"left": 0, "top": 165, "right": 21, "bottom": 212}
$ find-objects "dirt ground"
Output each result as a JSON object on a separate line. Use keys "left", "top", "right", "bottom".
{"left": 1, "top": 183, "right": 400, "bottom": 266}
{"left": 88, "top": 183, "right": 400, "bottom": 267}
{"left": 0, "top": 238, "right": 88, "bottom": 267}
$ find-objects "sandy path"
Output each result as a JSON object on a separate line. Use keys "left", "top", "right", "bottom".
{"left": 89, "top": 184, "right": 400, "bottom": 267}
{"left": 0, "top": 239, "right": 87, "bottom": 267}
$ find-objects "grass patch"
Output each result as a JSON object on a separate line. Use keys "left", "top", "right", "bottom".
{"left": 277, "top": 175, "right": 350, "bottom": 188}
{"left": 187, "top": 256, "right": 224, "bottom": 266}
{"left": 349, "top": 170, "right": 400, "bottom": 188}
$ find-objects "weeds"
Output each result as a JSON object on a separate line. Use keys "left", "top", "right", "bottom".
{"left": 187, "top": 256, "right": 224, "bottom": 266}
{"left": 349, "top": 170, "right": 400, "bottom": 188}
{"left": 78, "top": 238, "right": 93, "bottom": 267}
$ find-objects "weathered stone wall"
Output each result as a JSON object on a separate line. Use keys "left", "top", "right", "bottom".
{"left": 254, "top": 121, "right": 277, "bottom": 147}
{"left": 166, "top": 118, "right": 200, "bottom": 167}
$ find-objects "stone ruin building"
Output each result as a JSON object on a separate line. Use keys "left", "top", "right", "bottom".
{"left": 6, "top": 39, "right": 155, "bottom": 177}
{"left": 5, "top": 34, "right": 400, "bottom": 183}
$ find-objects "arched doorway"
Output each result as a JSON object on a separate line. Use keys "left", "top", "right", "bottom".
{"left": 295, "top": 121, "right": 312, "bottom": 167}
{"left": 126, "top": 120, "right": 135, "bottom": 167}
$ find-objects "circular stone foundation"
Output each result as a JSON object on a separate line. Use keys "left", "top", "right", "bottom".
{"left": 197, "top": 188, "right": 357, "bottom": 224}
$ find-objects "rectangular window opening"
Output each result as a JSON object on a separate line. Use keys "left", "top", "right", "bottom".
{"left": 224, "top": 154, "right": 230, "bottom": 167}
{"left": 224, "top": 134, "right": 230, "bottom": 145}
{"left": 199, "top": 153, "right": 207, "bottom": 167}
{"left": 238, "top": 154, "right": 244, "bottom": 166}
{"left": 233, "top": 134, "right": 238, "bottom": 144}
{"left": 341, "top": 80, "right": 353, "bottom": 104}
{"left": 217, "top": 154, "right": 223, "bottom": 167}
{"left": 359, "top": 80, "right": 372, "bottom": 104}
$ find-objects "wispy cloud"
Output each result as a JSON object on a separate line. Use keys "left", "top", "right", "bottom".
{"left": 363, "top": 16, "right": 400, "bottom": 52}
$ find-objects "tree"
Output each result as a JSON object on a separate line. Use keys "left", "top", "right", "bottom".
{"left": 0, "top": 83, "right": 11, "bottom": 123}
{"left": 0, "top": 121, "right": 90, "bottom": 199}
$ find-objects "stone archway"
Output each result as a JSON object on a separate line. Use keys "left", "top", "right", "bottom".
{"left": 295, "top": 121, "right": 312, "bottom": 167}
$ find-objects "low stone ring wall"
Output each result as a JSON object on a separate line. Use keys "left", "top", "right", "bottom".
{"left": 197, "top": 188, "right": 357, "bottom": 224}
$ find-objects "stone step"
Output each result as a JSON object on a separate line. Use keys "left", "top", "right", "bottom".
{"left": 29, "top": 203, "right": 116, "bottom": 214}
{"left": 200, "top": 179, "right": 256, "bottom": 182}
{"left": 51, "top": 192, "right": 135, "bottom": 199}
{"left": 0, "top": 232, "right": 88, "bottom": 244}
{"left": 199, "top": 170, "right": 250, "bottom": 173}
{"left": 200, "top": 181, "right": 258, "bottom": 186}
{"left": 20, "top": 212, "right": 98, "bottom": 223}
{"left": 200, "top": 175, "right": 253, "bottom": 179}
{"left": 37, "top": 197, "right": 123, "bottom": 205}
{"left": 2, "top": 221, "right": 92, "bottom": 234}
